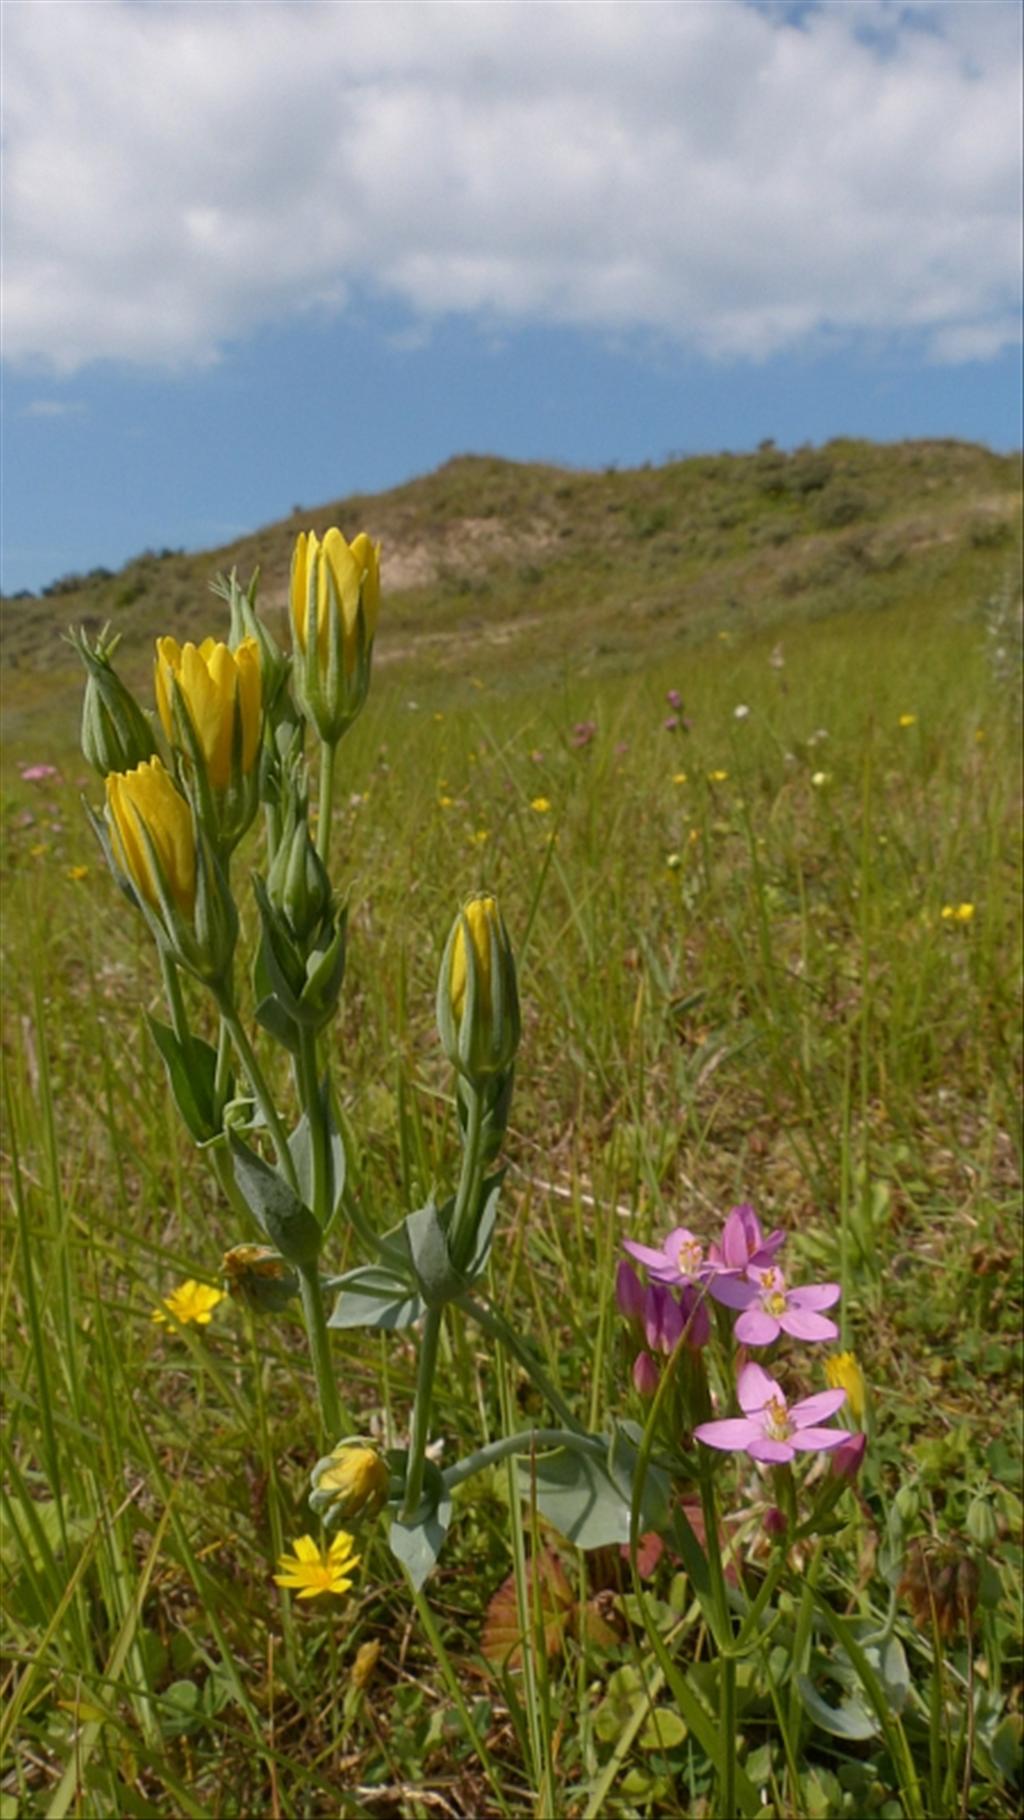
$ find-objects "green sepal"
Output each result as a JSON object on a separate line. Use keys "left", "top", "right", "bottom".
{"left": 145, "top": 1015, "right": 224, "bottom": 1144}
{"left": 387, "top": 1455, "right": 452, "bottom": 1591}
{"left": 229, "top": 1134, "right": 322, "bottom": 1266}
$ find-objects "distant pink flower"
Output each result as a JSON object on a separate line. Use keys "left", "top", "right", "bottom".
{"left": 710, "top": 1264, "right": 840, "bottom": 1345}
{"left": 614, "top": 741, "right": 630, "bottom": 758}
{"left": 664, "top": 715, "right": 680, "bottom": 732}
{"left": 570, "top": 721, "right": 596, "bottom": 749}
{"left": 666, "top": 689, "right": 683, "bottom": 711}
{"left": 624, "top": 1225, "right": 709, "bottom": 1286}
{"left": 20, "top": 764, "right": 59, "bottom": 783}
{"left": 695, "top": 1362, "right": 847, "bottom": 1464}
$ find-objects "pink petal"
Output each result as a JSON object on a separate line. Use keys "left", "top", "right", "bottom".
{"left": 747, "top": 1437, "right": 795, "bottom": 1464}
{"left": 786, "top": 1283, "right": 841, "bottom": 1311}
{"left": 790, "top": 1388, "right": 847, "bottom": 1427}
{"left": 736, "top": 1362, "right": 780, "bottom": 1413}
{"left": 790, "top": 1428, "right": 848, "bottom": 1453}
{"left": 719, "top": 1204, "right": 761, "bottom": 1268}
{"left": 623, "top": 1239, "right": 672, "bottom": 1271}
{"left": 735, "top": 1308, "right": 781, "bottom": 1346}
{"left": 750, "top": 1228, "right": 786, "bottom": 1265}
{"left": 694, "top": 1417, "right": 762, "bottom": 1451}
{"left": 708, "top": 1274, "right": 756, "bottom": 1310}
{"left": 779, "top": 1308, "right": 839, "bottom": 1342}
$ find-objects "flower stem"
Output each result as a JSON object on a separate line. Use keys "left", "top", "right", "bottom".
{"left": 216, "top": 996, "right": 300, "bottom": 1197}
{"left": 297, "top": 1025, "right": 329, "bottom": 1221}
{"left": 316, "top": 737, "right": 339, "bottom": 869}
{"left": 442, "top": 1427, "right": 604, "bottom": 1493}
{"left": 400, "top": 1305, "right": 444, "bottom": 1521}
{"left": 297, "top": 1261, "right": 343, "bottom": 1443}
{"left": 448, "top": 1082, "right": 485, "bottom": 1272}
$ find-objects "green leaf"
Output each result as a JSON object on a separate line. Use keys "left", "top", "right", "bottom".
{"left": 464, "top": 1171, "right": 503, "bottom": 1283}
{"left": 406, "top": 1199, "right": 458, "bottom": 1307}
{"left": 516, "top": 1441, "right": 634, "bottom": 1549}
{"left": 253, "top": 994, "right": 300, "bottom": 1054}
{"left": 146, "top": 1016, "right": 222, "bottom": 1143}
{"left": 327, "top": 1264, "right": 425, "bottom": 1330}
{"left": 229, "top": 1135, "right": 322, "bottom": 1266}
{"left": 607, "top": 1420, "right": 672, "bottom": 1535}
{"left": 388, "top": 1460, "right": 453, "bottom": 1591}
{"left": 795, "top": 1674, "right": 879, "bottom": 1741}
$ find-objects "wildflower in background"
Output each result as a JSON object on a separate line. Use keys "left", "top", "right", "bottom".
{"left": 710, "top": 1263, "right": 840, "bottom": 1344}
{"left": 438, "top": 794, "right": 454, "bottom": 809}
{"left": 811, "top": 771, "right": 829, "bottom": 788}
{"left": 673, "top": 771, "right": 687, "bottom": 784}
{"left": 941, "top": 903, "right": 975, "bottom": 924}
{"left": 106, "top": 759, "right": 197, "bottom": 916}
{"left": 471, "top": 828, "right": 490, "bottom": 845}
{"left": 20, "top": 764, "right": 60, "bottom": 783}
{"left": 152, "top": 1279, "right": 226, "bottom": 1327}
{"left": 570, "top": 721, "right": 596, "bottom": 749}
{"left": 66, "top": 865, "right": 89, "bottom": 882}
{"left": 825, "top": 1351, "right": 866, "bottom": 1426}
{"left": 530, "top": 797, "right": 552, "bottom": 814}
{"left": 437, "top": 891, "right": 520, "bottom": 1083}
{"left": 664, "top": 715, "right": 680, "bottom": 732}
{"left": 768, "top": 644, "right": 785, "bottom": 671}
{"left": 695, "top": 1362, "right": 847, "bottom": 1463}
{"left": 155, "top": 636, "right": 262, "bottom": 790}
{"left": 310, "top": 1441, "right": 391, "bottom": 1528}
{"left": 708, "top": 769, "right": 729, "bottom": 783}
{"left": 274, "top": 1531, "right": 361, "bottom": 1600}
{"left": 614, "top": 741, "right": 630, "bottom": 758}
{"left": 665, "top": 851, "right": 682, "bottom": 870}
{"left": 734, "top": 704, "right": 750, "bottom": 720}
{"left": 530, "top": 748, "right": 545, "bottom": 764}
{"left": 30, "top": 843, "right": 47, "bottom": 859}
{"left": 666, "top": 689, "right": 683, "bottom": 711}
{"left": 898, "top": 713, "right": 917, "bottom": 728}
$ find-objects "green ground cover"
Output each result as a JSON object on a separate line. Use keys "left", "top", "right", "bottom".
{"left": 2, "top": 444, "right": 1021, "bottom": 1816}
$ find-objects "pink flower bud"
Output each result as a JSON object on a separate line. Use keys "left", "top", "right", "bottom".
{"left": 633, "top": 1351, "right": 660, "bottom": 1397}
{"left": 763, "top": 1506, "right": 788, "bottom": 1539}
{"left": 615, "top": 1260, "right": 645, "bottom": 1322}
{"left": 830, "top": 1432, "right": 867, "bottom": 1482}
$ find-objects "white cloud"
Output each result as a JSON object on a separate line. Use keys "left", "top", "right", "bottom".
{"left": 2, "top": 0, "right": 1020, "bottom": 373}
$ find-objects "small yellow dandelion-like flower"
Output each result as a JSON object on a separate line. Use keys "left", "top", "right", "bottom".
{"left": 530, "top": 797, "right": 552, "bottom": 814}
{"left": 30, "top": 843, "right": 48, "bottom": 859}
{"left": 471, "top": 829, "right": 489, "bottom": 844}
{"left": 66, "top": 864, "right": 90, "bottom": 881}
{"left": 152, "top": 1280, "right": 226, "bottom": 1327}
{"left": 665, "top": 852, "right": 682, "bottom": 871}
{"left": 825, "top": 1351, "right": 867, "bottom": 1426}
{"left": 438, "top": 794, "right": 454, "bottom": 809}
{"left": 274, "top": 1532, "right": 361, "bottom": 1600}
{"left": 434, "top": 711, "right": 445, "bottom": 721}
{"left": 975, "top": 729, "right": 985, "bottom": 742}
{"left": 708, "top": 770, "right": 729, "bottom": 783}
{"left": 672, "top": 771, "right": 687, "bottom": 785}
{"left": 688, "top": 827, "right": 700, "bottom": 845}
{"left": 941, "top": 902, "right": 974, "bottom": 924}
{"left": 811, "top": 771, "right": 829, "bottom": 788}
{"left": 898, "top": 713, "right": 917, "bottom": 728}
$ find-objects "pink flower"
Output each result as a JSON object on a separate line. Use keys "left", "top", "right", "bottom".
{"left": 830, "top": 1432, "right": 867, "bottom": 1482}
{"left": 624, "top": 1225, "right": 709, "bottom": 1286}
{"left": 707, "top": 1204, "right": 785, "bottom": 1274}
{"left": 570, "top": 721, "right": 596, "bottom": 749}
{"left": 666, "top": 689, "right": 683, "bottom": 711}
{"left": 633, "top": 1352, "right": 660, "bottom": 1397}
{"left": 21, "top": 764, "right": 60, "bottom": 783}
{"left": 664, "top": 715, "right": 680, "bottom": 732}
{"left": 615, "top": 1260, "right": 646, "bottom": 1322}
{"left": 710, "top": 1263, "right": 840, "bottom": 1345}
{"left": 695, "top": 1363, "right": 847, "bottom": 1464}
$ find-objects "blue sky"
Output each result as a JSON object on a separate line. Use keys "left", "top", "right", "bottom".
{"left": 3, "top": 1, "right": 1021, "bottom": 597}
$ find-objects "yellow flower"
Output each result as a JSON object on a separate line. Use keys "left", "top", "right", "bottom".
{"left": 941, "top": 902, "right": 975, "bottom": 924}
{"left": 274, "top": 1532, "right": 360, "bottom": 1600}
{"left": 898, "top": 713, "right": 917, "bottom": 728}
{"left": 155, "top": 636, "right": 262, "bottom": 790}
{"left": 438, "top": 795, "right": 454, "bottom": 809}
{"left": 30, "top": 843, "right": 48, "bottom": 859}
{"left": 811, "top": 771, "right": 829, "bottom": 788}
{"left": 66, "top": 865, "right": 89, "bottom": 881}
{"left": 439, "top": 892, "right": 520, "bottom": 1082}
{"left": 310, "top": 1442, "right": 391, "bottom": 1525}
{"left": 708, "top": 770, "right": 729, "bottom": 783}
{"left": 825, "top": 1351, "right": 867, "bottom": 1426}
{"left": 666, "top": 852, "right": 682, "bottom": 871}
{"left": 530, "top": 797, "right": 552, "bottom": 814}
{"left": 152, "top": 1279, "right": 226, "bottom": 1327}
{"left": 106, "top": 758, "right": 196, "bottom": 916}
{"left": 471, "top": 828, "right": 489, "bottom": 844}
{"left": 290, "top": 528, "right": 379, "bottom": 671}
{"left": 672, "top": 772, "right": 687, "bottom": 785}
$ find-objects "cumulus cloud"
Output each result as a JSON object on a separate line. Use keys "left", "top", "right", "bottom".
{"left": 3, "top": 0, "right": 1020, "bottom": 372}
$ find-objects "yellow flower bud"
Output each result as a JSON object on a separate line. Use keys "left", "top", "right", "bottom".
{"left": 155, "top": 636, "right": 262, "bottom": 790}
{"left": 438, "top": 892, "right": 520, "bottom": 1082}
{"left": 825, "top": 1351, "right": 867, "bottom": 1427}
{"left": 309, "top": 1441, "right": 391, "bottom": 1528}
{"left": 289, "top": 528, "right": 381, "bottom": 742}
{"left": 106, "top": 758, "right": 196, "bottom": 916}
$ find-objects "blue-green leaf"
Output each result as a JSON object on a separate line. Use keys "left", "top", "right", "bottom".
{"left": 146, "top": 1016, "right": 222, "bottom": 1143}
{"left": 229, "top": 1135, "right": 322, "bottom": 1266}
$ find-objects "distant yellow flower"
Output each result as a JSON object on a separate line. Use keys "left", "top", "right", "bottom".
{"left": 438, "top": 794, "right": 454, "bottom": 809}
{"left": 471, "top": 828, "right": 489, "bottom": 844}
{"left": 274, "top": 1532, "right": 360, "bottom": 1601}
{"left": 672, "top": 772, "right": 687, "bottom": 785}
{"left": 433, "top": 711, "right": 445, "bottom": 722}
{"left": 30, "top": 843, "right": 48, "bottom": 859}
{"left": 975, "top": 729, "right": 985, "bottom": 742}
{"left": 811, "top": 771, "right": 829, "bottom": 788}
{"left": 941, "top": 902, "right": 975, "bottom": 924}
{"left": 155, "top": 636, "right": 262, "bottom": 790}
{"left": 530, "top": 797, "right": 552, "bottom": 814}
{"left": 106, "top": 758, "right": 196, "bottom": 916}
{"left": 688, "top": 827, "right": 700, "bottom": 844}
{"left": 898, "top": 713, "right": 917, "bottom": 728}
{"left": 666, "top": 852, "right": 682, "bottom": 871}
{"left": 708, "top": 770, "right": 729, "bottom": 783}
{"left": 152, "top": 1279, "right": 226, "bottom": 1327}
{"left": 66, "top": 865, "right": 90, "bottom": 881}
{"left": 825, "top": 1351, "right": 867, "bottom": 1426}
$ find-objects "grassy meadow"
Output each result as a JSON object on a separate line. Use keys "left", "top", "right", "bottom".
{"left": 1, "top": 440, "right": 1022, "bottom": 1817}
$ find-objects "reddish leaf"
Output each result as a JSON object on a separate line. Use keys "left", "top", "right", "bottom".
{"left": 481, "top": 1546, "right": 573, "bottom": 1670}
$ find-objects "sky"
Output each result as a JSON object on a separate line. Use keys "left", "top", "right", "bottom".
{"left": 2, "top": 0, "right": 1021, "bottom": 596}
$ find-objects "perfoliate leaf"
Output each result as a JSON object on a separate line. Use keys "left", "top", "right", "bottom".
{"left": 146, "top": 1016, "right": 222, "bottom": 1143}
{"left": 795, "top": 1674, "right": 879, "bottom": 1741}
{"left": 388, "top": 1460, "right": 452, "bottom": 1591}
{"left": 516, "top": 1441, "right": 635, "bottom": 1550}
{"left": 327, "top": 1265, "right": 425, "bottom": 1331}
{"left": 229, "top": 1135, "right": 322, "bottom": 1266}
{"left": 406, "top": 1199, "right": 457, "bottom": 1307}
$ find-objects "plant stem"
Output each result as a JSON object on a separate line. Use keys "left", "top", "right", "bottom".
{"left": 298, "top": 1262, "right": 343, "bottom": 1443}
{"left": 216, "top": 997, "right": 300, "bottom": 1196}
{"left": 400, "top": 1306, "right": 444, "bottom": 1521}
{"left": 442, "top": 1427, "right": 605, "bottom": 1493}
{"left": 448, "top": 1082, "right": 485, "bottom": 1272}
{"left": 316, "top": 738, "right": 339, "bottom": 869}
{"left": 158, "top": 948, "right": 192, "bottom": 1054}
{"left": 720, "top": 1653, "right": 737, "bottom": 1820}
{"left": 297, "top": 1025, "right": 329, "bottom": 1221}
